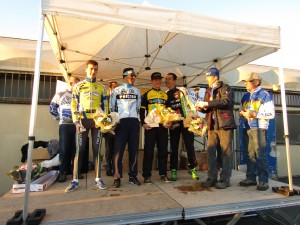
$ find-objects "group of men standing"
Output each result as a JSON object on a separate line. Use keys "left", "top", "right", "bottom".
{"left": 50, "top": 59, "right": 275, "bottom": 193}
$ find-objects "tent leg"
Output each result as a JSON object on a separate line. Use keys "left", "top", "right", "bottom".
{"left": 22, "top": 11, "right": 45, "bottom": 224}
{"left": 278, "top": 48, "right": 293, "bottom": 191}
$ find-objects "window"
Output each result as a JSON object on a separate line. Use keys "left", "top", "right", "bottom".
{"left": 0, "top": 72, "right": 63, "bottom": 104}
{"left": 276, "top": 113, "right": 300, "bottom": 145}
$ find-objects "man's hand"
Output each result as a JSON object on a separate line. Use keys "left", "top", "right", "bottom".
{"left": 143, "top": 124, "right": 152, "bottom": 130}
{"left": 76, "top": 123, "right": 85, "bottom": 133}
{"left": 195, "top": 101, "right": 208, "bottom": 110}
{"left": 163, "top": 122, "right": 172, "bottom": 129}
{"left": 240, "top": 110, "right": 256, "bottom": 119}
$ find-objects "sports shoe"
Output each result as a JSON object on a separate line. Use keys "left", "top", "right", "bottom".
{"left": 95, "top": 178, "right": 107, "bottom": 190}
{"left": 239, "top": 179, "right": 257, "bottom": 187}
{"left": 188, "top": 168, "right": 199, "bottom": 180}
{"left": 57, "top": 173, "right": 67, "bottom": 183}
{"left": 215, "top": 180, "right": 230, "bottom": 189}
{"left": 161, "top": 175, "right": 172, "bottom": 183}
{"left": 202, "top": 178, "right": 217, "bottom": 187}
{"left": 113, "top": 178, "right": 121, "bottom": 188}
{"left": 257, "top": 182, "right": 269, "bottom": 191}
{"left": 65, "top": 180, "right": 78, "bottom": 193}
{"left": 129, "top": 177, "right": 141, "bottom": 186}
{"left": 171, "top": 169, "right": 177, "bottom": 181}
{"left": 144, "top": 177, "right": 152, "bottom": 184}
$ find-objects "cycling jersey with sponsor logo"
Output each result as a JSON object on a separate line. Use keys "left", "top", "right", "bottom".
{"left": 140, "top": 88, "right": 168, "bottom": 125}
{"left": 110, "top": 82, "right": 141, "bottom": 119}
{"left": 71, "top": 77, "right": 108, "bottom": 124}
{"left": 50, "top": 90, "right": 73, "bottom": 125}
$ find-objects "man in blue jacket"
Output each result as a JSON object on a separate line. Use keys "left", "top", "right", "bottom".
{"left": 239, "top": 72, "right": 275, "bottom": 191}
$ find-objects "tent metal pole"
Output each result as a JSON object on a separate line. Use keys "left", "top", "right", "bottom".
{"left": 22, "top": 10, "right": 45, "bottom": 224}
{"left": 278, "top": 48, "right": 293, "bottom": 191}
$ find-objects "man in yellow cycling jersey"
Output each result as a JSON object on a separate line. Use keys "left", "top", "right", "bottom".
{"left": 65, "top": 60, "right": 109, "bottom": 192}
{"left": 140, "top": 72, "right": 171, "bottom": 184}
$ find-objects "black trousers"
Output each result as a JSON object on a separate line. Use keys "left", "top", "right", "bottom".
{"left": 113, "top": 118, "right": 140, "bottom": 178}
{"left": 143, "top": 124, "right": 168, "bottom": 178}
{"left": 75, "top": 119, "right": 102, "bottom": 179}
{"left": 169, "top": 121, "right": 198, "bottom": 170}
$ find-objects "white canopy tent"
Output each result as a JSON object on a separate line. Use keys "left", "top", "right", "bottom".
{"left": 221, "top": 64, "right": 300, "bottom": 91}
{"left": 41, "top": 0, "right": 279, "bottom": 87}
{"left": 22, "top": 0, "right": 293, "bottom": 222}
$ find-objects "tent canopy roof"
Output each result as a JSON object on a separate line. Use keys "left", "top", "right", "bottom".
{"left": 42, "top": 0, "right": 280, "bottom": 87}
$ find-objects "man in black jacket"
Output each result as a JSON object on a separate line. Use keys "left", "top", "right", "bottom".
{"left": 165, "top": 73, "right": 199, "bottom": 181}
{"left": 196, "top": 67, "right": 236, "bottom": 189}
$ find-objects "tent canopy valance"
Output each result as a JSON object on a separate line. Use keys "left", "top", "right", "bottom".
{"left": 42, "top": 0, "right": 280, "bottom": 87}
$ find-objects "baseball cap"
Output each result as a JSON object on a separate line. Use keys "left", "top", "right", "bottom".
{"left": 242, "top": 72, "right": 261, "bottom": 82}
{"left": 151, "top": 72, "right": 163, "bottom": 80}
{"left": 205, "top": 67, "right": 220, "bottom": 78}
{"left": 123, "top": 68, "right": 135, "bottom": 77}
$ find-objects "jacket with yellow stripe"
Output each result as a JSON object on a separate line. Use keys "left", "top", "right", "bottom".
{"left": 240, "top": 86, "right": 275, "bottom": 130}
{"left": 140, "top": 88, "right": 168, "bottom": 125}
{"left": 71, "top": 77, "right": 108, "bottom": 125}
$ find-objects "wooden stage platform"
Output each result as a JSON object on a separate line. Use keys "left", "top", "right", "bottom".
{"left": 1, "top": 170, "right": 300, "bottom": 225}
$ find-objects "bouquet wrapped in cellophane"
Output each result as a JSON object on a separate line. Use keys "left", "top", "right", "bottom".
{"left": 144, "top": 108, "right": 161, "bottom": 127}
{"left": 188, "top": 117, "right": 208, "bottom": 136}
{"left": 160, "top": 107, "right": 184, "bottom": 127}
{"left": 7, "top": 163, "right": 45, "bottom": 184}
{"left": 93, "top": 108, "right": 120, "bottom": 134}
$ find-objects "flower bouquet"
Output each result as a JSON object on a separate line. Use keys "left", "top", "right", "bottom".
{"left": 144, "top": 108, "right": 161, "bottom": 127}
{"left": 188, "top": 117, "right": 208, "bottom": 136}
{"left": 93, "top": 108, "right": 120, "bottom": 134}
{"left": 160, "top": 107, "right": 184, "bottom": 127}
{"left": 7, "top": 163, "right": 45, "bottom": 184}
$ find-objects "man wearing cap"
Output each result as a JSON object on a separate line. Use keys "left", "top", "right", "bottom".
{"left": 110, "top": 68, "right": 141, "bottom": 188}
{"left": 140, "top": 72, "right": 171, "bottom": 184}
{"left": 239, "top": 72, "right": 275, "bottom": 191}
{"left": 196, "top": 67, "right": 236, "bottom": 189}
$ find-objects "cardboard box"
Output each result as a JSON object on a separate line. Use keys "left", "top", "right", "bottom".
{"left": 12, "top": 170, "right": 59, "bottom": 194}
{"left": 32, "top": 148, "right": 50, "bottom": 160}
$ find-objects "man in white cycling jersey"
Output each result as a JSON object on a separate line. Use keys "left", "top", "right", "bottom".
{"left": 110, "top": 68, "right": 141, "bottom": 188}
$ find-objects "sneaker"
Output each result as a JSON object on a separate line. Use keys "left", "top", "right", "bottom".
{"left": 239, "top": 179, "right": 257, "bottom": 187}
{"left": 202, "top": 178, "right": 217, "bottom": 187}
{"left": 171, "top": 169, "right": 177, "bottom": 181}
{"left": 160, "top": 175, "right": 172, "bottom": 183}
{"left": 65, "top": 181, "right": 78, "bottom": 193}
{"left": 215, "top": 180, "right": 230, "bottom": 189}
{"left": 188, "top": 168, "right": 199, "bottom": 180}
{"left": 129, "top": 177, "right": 141, "bottom": 186}
{"left": 257, "top": 182, "right": 269, "bottom": 191}
{"left": 144, "top": 177, "right": 152, "bottom": 184}
{"left": 95, "top": 179, "right": 107, "bottom": 190}
{"left": 57, "top": 173, "right": 67, "bottom": 183}
{"left": 113, "top": 178, "right": 121, "bottom": 188}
